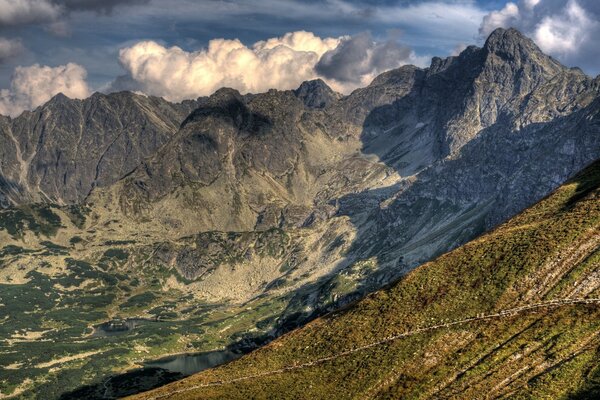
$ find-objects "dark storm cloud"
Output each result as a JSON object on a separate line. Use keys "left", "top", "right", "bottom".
{"left": 108, "top": 74, "right": 143, "bottom": 93}
{"left": 0, "top": 0, "right": 61, "bottom": 27}
{"left": 316, "top": 32, "right": 413, "bottom": 83}
{"left": 0, "top": 0, "right": 151, "bottom": 29}
{"left": 54, "top": 0, "right": 151, "bottom": 14}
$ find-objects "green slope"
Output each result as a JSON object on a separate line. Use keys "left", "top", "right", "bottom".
{"left": 131, "top": 160, "right": 600, "bottom": 400}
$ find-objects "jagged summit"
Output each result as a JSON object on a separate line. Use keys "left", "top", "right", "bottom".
{"left": 484, "top": 27, "right": 535, "bottom": 50}
{"left": 483, "top": 27, "right": 563, "bottom": 73}
{"left": 294, "top": 78, "right": 340, "bottom": 109}
{"left": 48, "top": 92, "right": 70, "bottom": 102}
{"left": 370, "top": 64, "right": 422, "bottom": 87}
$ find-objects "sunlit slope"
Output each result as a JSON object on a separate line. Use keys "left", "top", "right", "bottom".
{"left": 131, "top": 159, "right": 600, "bottom": 400}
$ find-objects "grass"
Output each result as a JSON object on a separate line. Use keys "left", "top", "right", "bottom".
{"left": 0, "top": 241, "right": 292, "bottom": 400}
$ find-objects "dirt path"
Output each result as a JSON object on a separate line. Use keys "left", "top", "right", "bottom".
{"left": 145, "top": 297, "right": 600, "bottom": 400}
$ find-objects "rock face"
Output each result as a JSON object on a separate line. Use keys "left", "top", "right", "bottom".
{"left": 0, "top": 92, "right": 198, "bottom": 206}
{"left": 128, "top": 159, "right": 600, "bottom": 400}
{"left": 293, "top": 79, "right": 341, "bottom": 109}
{"left": 2, "top": 28, "right": 600, "bottom": 278}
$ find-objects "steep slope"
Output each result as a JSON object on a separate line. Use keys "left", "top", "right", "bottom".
{"left": 130, "top": 159, "right": 600, "bottom": 400}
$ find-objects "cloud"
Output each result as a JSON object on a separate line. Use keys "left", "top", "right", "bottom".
{"left": 0, "top": 0, "right": 61, "bottom": 27}
{"left": 370, "top": 1, "right": 488, "bottom": 44}
{"left": 315, "top": 32, "right": 419, "bottom": 88}
{"left": 532, "top": 1, "right": 594, "bottom": 55}
{"left": 0, "top": 63, "right": 90, "bottom": 117}
{"left": 114, "top": 30, "right": 426, "bottom": 100}
{"left": 0, "top": 0, "right": 150, "bottom": 31}
{"left": 54, "top": 0, "right": 151, "bottom": 14}
{"left": 451, "top": 43, "right": 467, "bottom": 57}
{"left": 115, "top": 31, "right": 342, "bottom": 101}
{"left": 479, "top": 0, "right": 600, "bottom": 74}
{"left": 45, "top": 19, "right": 71, "bottom": 36}
{"left": 254, "top": 31, "right": 342, "bottom": 56}
{"left": 0, "top": 38, "right": 25, "bottom": 63}
{"left": 480, "top": 2, "right": 520, "bottom": 36}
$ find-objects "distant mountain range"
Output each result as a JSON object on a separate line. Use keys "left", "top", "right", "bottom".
{"left": 0, "top": 28, "right": 598, "bottom": 399}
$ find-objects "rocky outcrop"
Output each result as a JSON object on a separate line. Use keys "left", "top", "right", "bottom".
{"left": 293, "top": 79, "right": 341, "bottom": 109}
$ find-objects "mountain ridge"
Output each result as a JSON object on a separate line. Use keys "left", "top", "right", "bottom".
{"left": 0, "top": 28, "right": 599, "bottom": 399}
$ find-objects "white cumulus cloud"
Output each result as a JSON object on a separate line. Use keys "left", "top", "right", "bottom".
{"left": 116, "top": 31, "right": 342, "bottom": 101}
{"left": 480, "top": 2, "right": 520, "bottom": 36}
{"left": 253, "top": 31, "right": 342, "bottom": 55}
{"left": 533, "top": 0, "right": 594, "bottom": 55}
{"left": 0, "top": 63, "right": 91, "bottom": 117}
{"left": 115, "top": 30, "right": 426, "bottom": 100}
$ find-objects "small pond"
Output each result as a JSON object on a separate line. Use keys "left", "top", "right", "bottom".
{"left": 144, "top": 349, "right": 241, "bottom": 375}
{"left": 60, "top": 349, "right": 243, "bottom": 399}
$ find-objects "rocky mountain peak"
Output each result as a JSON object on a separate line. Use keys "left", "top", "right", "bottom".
{"left": 483, "top": 27, "right": 563, "bottom": 73}
{"left": 205, "top": 87, "right": 244, "bottom": 108}
{"left": 370, "top": 64, "right": 422, "bottom": 87}
{"left": 48, "top": 92, "right": 70, "bottom": 103}
{"left": 294, "top": 79, "right": 340, "bottom": 109}
{"left": 43, "top": 92, "right": 80, "bottom": 113}
{"left": 484, "top": 27, "right": 534, "bottom": 51}
{"left": 182, "top": 87, "right": 246, "bottom": 125}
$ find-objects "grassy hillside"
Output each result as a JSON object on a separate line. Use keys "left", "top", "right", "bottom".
{"left": 130, "top": 159, "right": 600, "bottom": 400}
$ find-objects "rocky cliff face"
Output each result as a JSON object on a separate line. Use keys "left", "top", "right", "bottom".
{"left": 0, "top": 92, "right": 198, "bottom": 206}
{"left": 2, "top": 27, "right": 600, "bottom": 295}
{"left": 129, "top": 158, "right": 600, "bottom": 400}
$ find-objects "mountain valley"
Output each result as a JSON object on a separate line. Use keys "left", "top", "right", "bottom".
{"left": 0, "top": 28, "right": 599, "bottom": 399}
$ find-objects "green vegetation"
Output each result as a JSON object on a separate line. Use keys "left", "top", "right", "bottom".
{"left": 61, "top": 204, "right": 90, "bottom": 229}
{"left": 3, "top": 163, "right": 599, "bottom": 400}
{"left": 101, "top": 248, "right": 130, "bottom": 262}
{"left": 0, "top": 204, "right": 63, "bottom": 238}
{"left": 0, "top": 235, "right": 292, "bottom": 399}
{"left": 129, "top": 160, "right": 600, "bottom": 400}
{"left": 120, "top": 292, "right": 158, "bottom": 309}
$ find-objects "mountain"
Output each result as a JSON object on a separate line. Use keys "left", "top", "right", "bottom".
{"left": 0, "top": 92, "right": 199, "bottom": 205}
{"left": 129, "top": 158, "right": 600, "bottom": 400}
{"left": 0, "top": 28, "right": 599, "bottom": 399}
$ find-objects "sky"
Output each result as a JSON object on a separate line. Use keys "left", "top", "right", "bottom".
{"left": 0, "top": 0, "right": 598, "bottom": 117}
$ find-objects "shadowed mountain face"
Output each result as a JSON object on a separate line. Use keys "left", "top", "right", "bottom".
{"left": 0, "top": 28, "right": 599, "bottom": 399}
